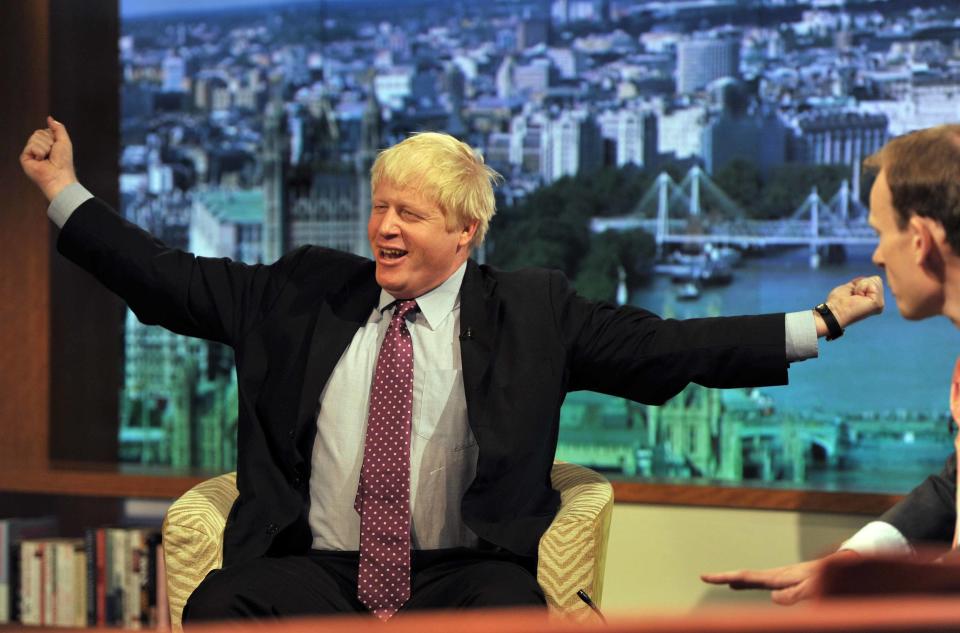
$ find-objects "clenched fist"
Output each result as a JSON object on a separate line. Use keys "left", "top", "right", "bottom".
{"left": 20, "top": 116, "right": 77, "bottom": 202}
{"left": 817, "top": 275, "right": 885, "bottom": 336}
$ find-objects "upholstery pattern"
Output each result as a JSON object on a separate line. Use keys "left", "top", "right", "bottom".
{"left": 162, "top": 472, "right": 237, "bottom": 629}
{"left": 163, "top": 463, "right": 613, "bottom": 629}
{"left": 538, "top": 461, "right": 614, "bottom": 622}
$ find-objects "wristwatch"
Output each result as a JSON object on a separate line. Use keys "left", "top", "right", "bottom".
{"left": 814, "top": 303, "right": 844, "bottom": 341}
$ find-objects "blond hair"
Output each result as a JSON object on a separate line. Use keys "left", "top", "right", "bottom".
{"left": 370, "top": 132, "right": 502, "bottom": 247}
{"left": 864, "top": 124, "right": 960, "bottom": 253}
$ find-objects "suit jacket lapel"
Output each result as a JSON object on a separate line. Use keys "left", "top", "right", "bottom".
{"left": 460, "top": 260, "right": 500, "bottom": 439}
{"left": 294, "top": 267, "right": 381, "bottom": 435}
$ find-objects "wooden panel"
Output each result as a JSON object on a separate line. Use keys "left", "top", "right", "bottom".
{"left": 0, "top": 463, "right": 903, "bottom": 512}
{"left": 0, "top": 2, "right": 51, "bottom": 472}
{"left": 0, "top": 492, "right": 124, "bottom": 537}
{"left": 612, "top": 480, "right": 903, "bottom": 515}
{"left": 0, "top": 0, "right": 123, "bottom": 475}
{"left": 47, "top": 0, "right": 123, "bottom": 464}
{"left": 0, "top": 463, "right": 206, "bottom": 500}
{"left": 28, "top": 597, "right": 960, "bottom": 633}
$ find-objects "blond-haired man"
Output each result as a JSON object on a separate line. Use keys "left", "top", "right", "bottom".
{"left": 703, "top": 124, "right": 960, "bottom": 604}
{"left": 22, "top": 119, "right": 882, "bottom": 620}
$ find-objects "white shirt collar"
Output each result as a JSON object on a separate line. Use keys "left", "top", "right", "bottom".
{"left": 375, "top": 261, "right": 467, "bottom": 331}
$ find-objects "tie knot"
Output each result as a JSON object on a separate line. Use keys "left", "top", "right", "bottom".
{"left": 391, "top": 300, "right": 418, "bottom": 323}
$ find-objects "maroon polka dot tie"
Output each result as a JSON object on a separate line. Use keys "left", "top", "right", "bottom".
{"left": 355, "top": 300, "right": 418, "bottom": 620}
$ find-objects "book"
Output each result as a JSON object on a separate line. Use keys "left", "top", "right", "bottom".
{"left": 18, "top": 540, "right": 43, "bottom": 625}
{"left": 105, "top": 528, "right": 126, "bottom": 626}
{"left": 0, "top": 516, "right": 58, "bottom": 623}
{"left": 127, "top": 528, "right": 147, "bottom": 629}
{"left": 42, "top": 540, "right": 53, "bottom": 625}
{"left": 84, "top": 528, "right": 97, "bottom": 626}
{"left": 92, "top": 527, "right": 108, "bottom": 626}
{"left": 73, "top": 540, "right": 87, "bottom": 627}
{"left": 146, "top": 532, "right": 160, "bottom": 627}
{"left": 155, "top": 540, "right": 170, "bottom": 631}
{"left": 50, "top": 538, "right": 84, "bottom": 626}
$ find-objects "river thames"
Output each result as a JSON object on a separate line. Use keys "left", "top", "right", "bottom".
{"left": 626, "top": 244, "right": 957, "bottom": 493}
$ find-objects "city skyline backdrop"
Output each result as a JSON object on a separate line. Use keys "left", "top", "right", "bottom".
{"left": 114, "top": 0, "right": 960, "bottom": 494}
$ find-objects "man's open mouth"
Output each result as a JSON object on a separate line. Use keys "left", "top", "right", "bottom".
{"left": 380, "top": 248, "right": 408, "bottom": 260}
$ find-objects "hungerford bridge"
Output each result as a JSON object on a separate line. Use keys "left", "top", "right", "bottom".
{"left": 591, "top": 166, "right": 878, "bottom": 261}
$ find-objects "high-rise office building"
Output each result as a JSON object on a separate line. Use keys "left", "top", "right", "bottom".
{"left": 542, "top": 110, "right": 603, "bottom": 183}
{"left": 513, "top": 59, "right": 554, "bottom": 100}
{"left": 795, "top": 111, "right": 888, "bottom": 199}
{"left": 517, "top": 17, "right": 549, "bottom": 50}
{"left": 676, "top": 37, "right": 740, "bottom": 95}
{"left": 162, "top": 52, "right": 186, "bottom": 93}
{"left": 598, "top": 108, "right": 658, "bottom": 168}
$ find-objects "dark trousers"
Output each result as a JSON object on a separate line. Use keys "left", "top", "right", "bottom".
{"left": 182, "top": 548, "right": 546, "bottom": 624}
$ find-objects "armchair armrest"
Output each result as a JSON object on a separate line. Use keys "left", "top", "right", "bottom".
{"left": 538, "top": 461, "right": 614, "bottom": 620}
{"left": 163, "top": 472, "right": 239, "bottom": 629}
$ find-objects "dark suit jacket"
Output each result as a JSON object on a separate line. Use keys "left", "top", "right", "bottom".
{"left": 59, "top": 197, "right": 790, "bottom": 566}
{"left": 880, "top": 454, "right": 957, "bottom": 546}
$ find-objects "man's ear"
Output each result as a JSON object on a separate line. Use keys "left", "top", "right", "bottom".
{"left": 458, "top": 220, "right": 478, "bottom": 249}
{"left": 910, "top": 215, "right": 946, "bottom": 271}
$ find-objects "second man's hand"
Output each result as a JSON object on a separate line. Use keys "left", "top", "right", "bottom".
{"left": 700, "top": 550, "right": 861, "bottom": 605}
{"left": 815, "top": 275, "right": 885, "bottom": 338}
{"left": 19, "top": 116, "right": 78, "bottom": 203}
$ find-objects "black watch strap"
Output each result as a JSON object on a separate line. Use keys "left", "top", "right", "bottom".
{"left": 815, "top": 303, "right": 844, "bottom": 341}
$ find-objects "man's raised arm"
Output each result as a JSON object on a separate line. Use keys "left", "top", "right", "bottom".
{"left": 18, "top": 117, "right": 301, "bottom": 346}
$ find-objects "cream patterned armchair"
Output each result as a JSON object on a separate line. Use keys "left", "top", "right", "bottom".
{"left": 162, "top": 461, "right": 613, "bottom": 628}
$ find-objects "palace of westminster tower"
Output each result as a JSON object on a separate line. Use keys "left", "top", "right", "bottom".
{"left": 262, "top": 83, "right": 382, "bottom": 263}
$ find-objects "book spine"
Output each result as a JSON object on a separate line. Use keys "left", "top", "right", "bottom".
{"left": 56, "top": 540, "right": 83, "bottom": 627}
{"left": 20, "top": 541, "right": 42, "bottom": 626}
{"left": 126, "top": 530, "right": 141, "bottom": 630}
{"left": 146, "top": 531, "right": 161, "bottom": 629}
{"left": 9, "top": 541, "right": 22, "bottom": 624}
{"left": 84, "top": 529, "right": 96, "bottom": 626}
{"left": 135, "top": 530, "right": 151, "bottom": 629}
{"left": 52, "top": 542, "right": 62, "bottom": 626}
{"left": 96, "top": 528, "right": 106, "bottom": 627}
{"left": 0, "top": 520, "right": 8, "bottom": 623}
{"left": 155, "top": 541, "right": 170, "bottom": 631}
{"left": 42, "top": 541, "right": 53, "bottom": 626}
{"left": 74, "top": 541, "right": 87, "bottom": 627}
{"left": 18, "top": 542, "right": 36, "bottom": 625}
{"left": 106, "top": 528, "right": 126, "bottom": 627}
{"left": 0, "top": 576, "right": 7, "bottom": 624}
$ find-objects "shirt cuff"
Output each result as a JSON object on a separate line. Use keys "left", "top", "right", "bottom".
{"left": 839, "top": 521, "right": 914, "bottom": 556}
{"left": 47, "top": 182, "right": 94, "bottom": 228}
{"left": 784, "top": 310, "right": 819, "bottom": 362}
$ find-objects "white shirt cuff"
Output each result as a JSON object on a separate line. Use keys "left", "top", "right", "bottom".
{"left": 785, "top": 310, "right": 818, "bottom": 362}
{"left": 839, "top": 521, "right": 914, "bottom": 556}
{"left": 48, "top": 182, "right": 94, "bottom": 228}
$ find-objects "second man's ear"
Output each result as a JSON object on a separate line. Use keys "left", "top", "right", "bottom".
{"left": 910, "top": 215, "right": 947, "bottom": 272}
